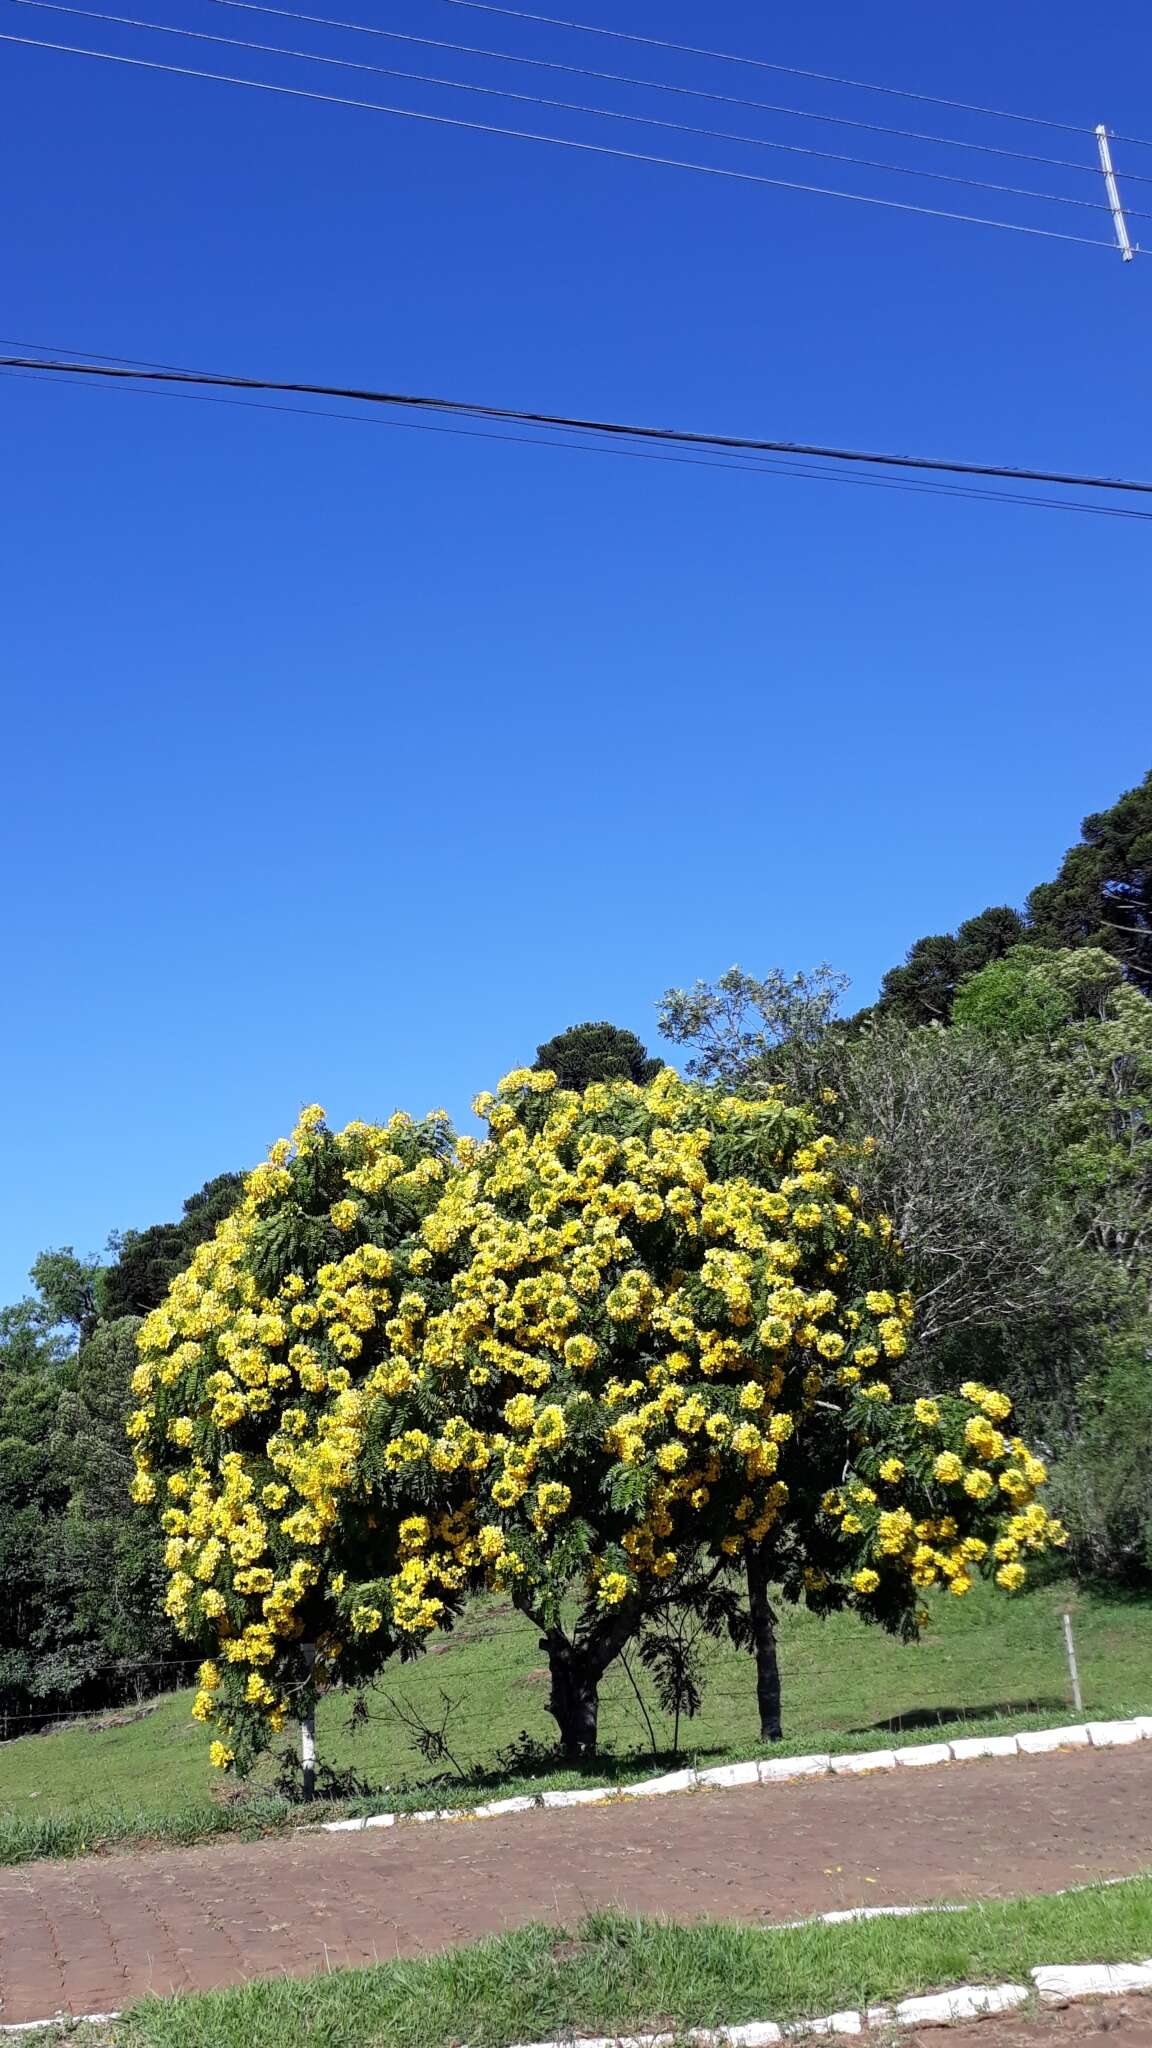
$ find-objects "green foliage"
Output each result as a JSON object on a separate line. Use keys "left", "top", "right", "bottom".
{"left": 0, "top": 1295, "right": 174, "bottom": 1722}
{"left": 0, "top": 1301, "right": 78, "bottom": 1716}
{"left": 635, "top": 1583, "right": 749, "bottom": 1750}
{"left": 54, "top": 1319, "right": 174, "bottom": 1675}
{"left": 533, "top": 1021, "right": 662, "bottom": 1091}
{"left": 28, "top": 1248, "right": 102, "bottom": 1344}
{"left": 1027, "top": 767, "right": 1152, "bottom": 993}
{"left": 659, "top": 965, "right": 850, "bottom": 1098}
{"left": 955, "top": 945, "right": 1152, "bottom": 1288}
{"left": 1049, "top": 1329, "right": 1152, "bottom": 1581}
{"left": 954, "top": 942, "right": 1123, "bottom": 1041}
{"left": 0, "top": 1180, "right": 251, "bottom": 1727}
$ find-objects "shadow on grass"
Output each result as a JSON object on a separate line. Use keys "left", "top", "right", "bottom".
{"left": 377, "top": 1738, "right": 739, "bottom": 1803}
{"left": 850, "top": 1696, "right": 1066, "bottom": 1735}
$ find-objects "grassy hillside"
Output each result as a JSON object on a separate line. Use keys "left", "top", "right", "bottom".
{"left": 1, "top": 1578, "right": 1148, "bottom": 1857}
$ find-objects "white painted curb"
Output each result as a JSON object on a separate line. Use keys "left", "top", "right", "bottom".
{"left": 319, "top": 1715, "right": 1150, "bottom": 1833}
{"left": 1034, "top": 1961, "right": 1152, "bottom": 1998}
{"left": 502, "top": 1956, "right": 1152, "bottom": 2048}
{"left": 1, "top": 2013, "right": 122, "bottom": 2036}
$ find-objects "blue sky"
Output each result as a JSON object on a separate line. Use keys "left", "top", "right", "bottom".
{"left": 3, "top": 0, "right": 1151, "bottom": 1303}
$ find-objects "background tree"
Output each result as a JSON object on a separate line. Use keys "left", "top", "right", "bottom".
{"left": 1050, "top": 1326, "right": 1152, "bottom": 1580}
{"left": 953, "top": 943, "right": 1152, "bottom": 1575}
{"left": 832, "top": 1019, "right": 1084, "bottom": 1360}
{"left": 866, "top": 769, "right": 1152, "bottom": 1021}
{"left": 0, "top": 1298, "right": 79, "bottom": 1722}
{"left": 28, "top": 1247, "right": 102, "bottom": 1345}
{"left": 662, "top": 945, "right": 1152, "bottom": 1586}
{"left": 533, "top": 1021, "right": 663, "bottom": 1092}
{"left": 954, "top": 946, "right": 1152, "bottom": 1278}
{"left": 1027, "top": 769, "right": 1152, "bottom": 994}
{"left": 659, "top": 965, "right": 850, "bottom": 1100}
{"left": 0, "top": 1188, "right": 248, "bottom": 1726}
{"left": 872, "top": 907, "right": 1026, "bottom": 1027}
{"left": 53, "top": 1317, "right": 174, "bottom": 1685}
{"left": 99, "top": 1172, "right": 244, "bottom": 1320}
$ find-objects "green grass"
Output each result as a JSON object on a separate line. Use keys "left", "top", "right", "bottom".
{"left": 2, "top": 1578, "right": 1149, "bottom": 1865}
{"left": 29, "top": 1876, "right": 1152, "bottom": 2048}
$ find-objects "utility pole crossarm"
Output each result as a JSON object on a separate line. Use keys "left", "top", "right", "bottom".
{"left": 1096, "top": 125, "right": 1134, "bottom": 261}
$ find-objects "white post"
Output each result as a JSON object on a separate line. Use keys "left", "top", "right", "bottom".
{"left": 1062, "top": 1611, "right": 1084, "bottom": 1716}
{"left": 1096, "top": 125, "right": 1134, "bottom": 262}
{"left": 300, "top": 1642, "right": 317, "bottom": 1801}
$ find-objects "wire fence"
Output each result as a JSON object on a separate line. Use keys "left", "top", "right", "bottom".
{"left": 0, "top": 1659, "right": 207, "bottom": 1740}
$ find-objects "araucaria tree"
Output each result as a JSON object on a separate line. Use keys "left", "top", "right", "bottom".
{"left": 533, "top": 1021, "right": 663, "bottom": 1092}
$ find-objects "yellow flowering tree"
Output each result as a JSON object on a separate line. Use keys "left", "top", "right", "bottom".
{"left": 127, "top": 1104, "right": 459, "bottom": 1779}
{"left": 368, "top": 1067, "right": 1048, "bottom": 1758}
{"left": 134, "top": 1072, "right": 1068, "bottom": 1775}
{"left": 390, "top": 1068, "right": 1068, "bottom": 1757}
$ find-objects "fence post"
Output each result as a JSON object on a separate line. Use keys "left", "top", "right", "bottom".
{"left": 1061, "top": 1611, "right": 1084, "bottom": 1716}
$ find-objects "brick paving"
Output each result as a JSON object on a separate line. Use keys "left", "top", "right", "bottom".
{"left": 0, "top": 1746, "right": 1149, "bottom": 2025}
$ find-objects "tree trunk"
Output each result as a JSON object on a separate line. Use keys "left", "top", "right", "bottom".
{"left": 543, "top": 1630, "right": 603, "bottom": 1762}
{"left": 746, "top": 1544, "right": 783, "bottom": 1743}
{"left": 540, "top": 1604, "right": 641, "bottom": 1764}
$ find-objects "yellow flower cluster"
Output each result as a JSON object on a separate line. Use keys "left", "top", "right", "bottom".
{"left": 378, "top": 1066, "right": 911, "bottom": 1632}
{"left": 822, "top": 1381, "right": 1066, "bottom": 1602}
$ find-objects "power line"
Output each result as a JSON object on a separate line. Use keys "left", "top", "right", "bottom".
{"left": 6, "top": 351, "right": 1152, "bottom": 499}
{"left": 15, "top": 362, "right": 1152, "bottom": 521}
{"left": 16, "top": 0, "right": 1133, "bottom": 217}
{"left": 207, "top": 0, "right": 1140, "bottom": 186}
{"left": 16, "top": 340, "right": 1152, "bottom": 519}
{"left": 0, "top": 30, "right": 1129, "bottom": 252}
{"left": 426, "top": 0, "right": 1137, "bottom": 144}
{"left": 1102, "top": 127, "right": 1152, "bottom": 153}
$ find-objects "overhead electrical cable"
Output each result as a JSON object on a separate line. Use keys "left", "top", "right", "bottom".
{"left": 10, "top": 362, "right": 1152, "bottom": 522}
{"left": 14, "top": 0, "right": 1131, "bottom": 214}
{"left": 0, "top": 31, "right": 1130, "bottom": 250}
{"left": 5, "top": 352, "right": 1152, "bottom": 500}
{"left": 426, "top": 0, "right": 1138, "bottom": 142}
{"left": 205, "top": 0, "right": 1136, "bottom": 183}
{"left": 1099, "top": 126, "right": 1152, "bottom": 151}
